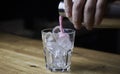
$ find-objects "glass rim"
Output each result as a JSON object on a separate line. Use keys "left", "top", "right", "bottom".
{"left": 41, "top": 28, "right": 75, "bottom": 34}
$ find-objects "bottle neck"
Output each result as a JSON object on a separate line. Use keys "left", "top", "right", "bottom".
{"left": 58, "top": 1, "right": 66, "bottom": 17}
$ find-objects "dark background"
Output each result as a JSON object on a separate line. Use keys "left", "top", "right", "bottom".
{"left": 0, "top": 0, "right": 120, "bottom": 54}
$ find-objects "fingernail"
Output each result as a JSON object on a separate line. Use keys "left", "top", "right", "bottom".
{"left": 65, "top": 7, "right": 72, "bottom": 17}
{"left": 66, "top": 12, "right": 72, "bottom": 17}
{"left": 66, "top": 13, "right": 69, "bottom": 17}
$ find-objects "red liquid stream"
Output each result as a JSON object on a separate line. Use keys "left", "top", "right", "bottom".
{"left": 59, "top": 16, "right": 68, "bottom": 38}
{"left": 59, "top": 16, "right": 63, "bottom": 33}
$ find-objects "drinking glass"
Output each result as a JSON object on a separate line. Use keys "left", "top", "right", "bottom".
{"left": 41, "top": 28, "right": 75, "bottom": 72}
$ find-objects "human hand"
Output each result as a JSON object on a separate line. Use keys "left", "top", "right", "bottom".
{"left": 64, "top": 0, "right": 107, "bottom": 30}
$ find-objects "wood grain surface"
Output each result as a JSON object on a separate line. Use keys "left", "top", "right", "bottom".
{"left": 0, "top": 33, "right": 120, "bottom": 74}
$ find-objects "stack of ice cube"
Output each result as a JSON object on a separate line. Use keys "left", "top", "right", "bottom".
{"left": 45, "top": 26, "right": 72, "bottom": 53}
{"left": 44, "top": 26, "right": 72, "bottom": 68}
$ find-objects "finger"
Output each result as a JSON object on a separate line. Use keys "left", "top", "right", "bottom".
{"left": 64, "top": 0, "right": 73, "bottom": 17}
{"left": 72, "top": 0, "right": 85, "bottom": 29}
{"left": 94, "top": 0, "right": 107, "bottom": 26}
{"left": 84, "top": 0, "right": 97, "bottom": 30}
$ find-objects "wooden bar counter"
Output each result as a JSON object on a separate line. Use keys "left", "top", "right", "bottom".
{"left": 0, "top": 32, "right": 120, "bottom": 74}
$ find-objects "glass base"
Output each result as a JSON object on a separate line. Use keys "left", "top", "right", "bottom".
{"left": 46, "top": 65, "right": 70, "bottom": 72}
